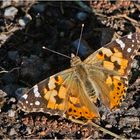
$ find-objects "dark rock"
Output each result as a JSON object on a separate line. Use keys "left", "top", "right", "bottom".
{"left": 99, "top": 28, "right": 114, "bottom": 47}
{"left": 2, "top": 73, "right": 16, "bottom": 84}
{"left": 3, "top": 84, "right": 19, "bottom": 96}
{"left": 20, "top": 55, "right": 43, "bottom": 84}
{"left": 15, "top": 88, "right": 29, "bottom": 100}
{"left": 32, "top": 3, "right": 46, "bottom": 13}
{"left": 76, "top": 12, "right": 88, "bottom": 21}
{"left": 8, "top": 51, "right": 19, "bottom": 61}
{"left": 71, "top": 39, "right": 92, "bottom": 58}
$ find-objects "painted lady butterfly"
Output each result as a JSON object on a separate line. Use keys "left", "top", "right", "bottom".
{"left": 18, "top": 33, "right": 140, "bottom": 120}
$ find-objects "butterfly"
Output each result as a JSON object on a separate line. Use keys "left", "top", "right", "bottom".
{"left": 18, "top": 33, "right": 140, "bottom": 120}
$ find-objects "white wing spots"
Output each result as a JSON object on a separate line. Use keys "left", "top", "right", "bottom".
{"left": 127, "top": 48, "right": 132, "bottom": 53}
{"left": 116, "top": 39, "right": 125, "bottom": 50}
{"left": 48, "top": 77, "right": 56, "bottom": 90}
{"left": 22, "top": 94, "right": 28, "bottom": 99}
{"left": 25, "top": 101, "right": 28, "bottom": 104}
{"left": 35, "top": 101, "right": 40, "bottom": 105}
{"left": 101, "top": 48, "right": 113, "bottom": 57}
{"left": 132, "top": 40, "right": 135, "bottom": 43}
{"left": 30, "top": 103, "right": 33, "bottom": 106}
{"left": 127, "top": 34, "right": 132, "bottom": 39}
{"left": 33, "top": 85, "right": 41, "bottom": 97}
{"left": 132, "top": 44, "right": 134, "bottom": 47}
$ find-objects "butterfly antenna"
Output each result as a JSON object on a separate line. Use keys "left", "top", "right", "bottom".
{"left": 76, "top": 24, "right": 84, "bottom": 56}
{"left": 42, "top": 46, "right": 71, "bottom": 59}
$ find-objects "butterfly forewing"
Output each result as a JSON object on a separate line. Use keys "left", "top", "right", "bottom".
{"left": 84, "top": 33, "right": 140, "bottom": 77}
{"left": 18, "top": 68, "right": 100, "bottom": 119}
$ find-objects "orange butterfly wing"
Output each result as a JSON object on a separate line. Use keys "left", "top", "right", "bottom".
{"left": 18, "top": 68, "right": 99, "bottom": 120}
{"left": 84, "top": 33, "right": 140, "bottom": 109}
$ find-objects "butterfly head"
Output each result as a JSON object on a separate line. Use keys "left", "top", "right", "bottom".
{"left": 70, "top": 53, "right": 82, "bottom": 67}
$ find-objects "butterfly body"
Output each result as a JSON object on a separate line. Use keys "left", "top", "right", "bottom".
{"left": 18, "top": 33, "right": 140, "bottom": 120}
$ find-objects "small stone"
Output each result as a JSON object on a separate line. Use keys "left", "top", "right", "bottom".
{"left": 9, "top": 97, "right": 16, "bottom": 103}
{"left": 0, "top": 90, "right": 7, "bottom": 98}
{"left": 105, "top": 124, "right": 112, "bottom": 128}
{"left": 101, "top": 115, "right": 106, "bottom": 120}
{"left": 4, "top": 7, "right": 18, "bottom": 20}
{"left": 9, "top": 128, "right": 17, "bottom": 136}
{"left": 93, "top": 131, "right": 99, "bottom": 139}
{"left": 8, "top": 109, "right": 16, "bottom": 117}
{"left": 26, "top": 127, "right": 32, "bottom": 134}
{"left": 19, "top": 14, "right": 32, "bottom": 27}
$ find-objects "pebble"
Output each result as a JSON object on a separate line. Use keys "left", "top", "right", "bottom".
{"left": 0, "top": 90, "right": 7, "bottom": 98}
{"left": 105, "top": 124, "right": 112, "bottom": 128}
{"left": 9, "top": 128, "right": 17, "bottom": 136}
{"left": 18, "top": 14, "right": 32, "bottom": 27}
{"left": 93, "top": 131, "right": 99, "bottom": 139}
{"left": 26, "top": 127, "right": 32, "bottom": 134}
{"left": 4, "top": 7, "right": 18, "bottom": 20}
{"left": 9, "top": 97, "right": 16, "bottom": 103}
{"left": 101, "top": 114, "right": 106, "bottom": 120}
{"left": 8, "top": 109, "right": 16, "bottom": 117}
